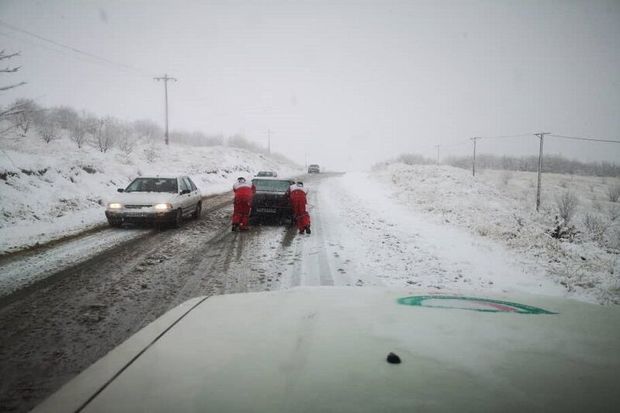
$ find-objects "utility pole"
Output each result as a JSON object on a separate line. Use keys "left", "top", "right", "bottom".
{"left": 471, "top": 137, "right": 479, "bottom": 176}
{"left": 267, "top": 129, "right": 272, "bottom": 154}
{"left": 154, "top": 74, "right": 177, "bottom": 145}
{"left": 534, "top": 132, "right": 550, "bottom": 212}
{"left": 434, "top": 145, "right": 440, "bottom": 165}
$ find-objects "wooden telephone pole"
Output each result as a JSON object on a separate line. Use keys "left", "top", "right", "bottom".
{"left": 154, "top": 74, "right": 177, "bottom": 145}
{"left": 534, "top": 132, "right": 550, "bottom": 211}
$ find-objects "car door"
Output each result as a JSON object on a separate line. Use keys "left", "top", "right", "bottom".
{"left": 186, "top": 177, "right": 200, "bottom": 201}
{"left": 178, "top": 177, "right": 192, "bottom": 214}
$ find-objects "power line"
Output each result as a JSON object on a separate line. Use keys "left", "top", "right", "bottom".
{"left": 477, "top": 133, "right": 533, "bottom": 140}
{"left": 549, "top": 134, "right": 620, "bottom": 144}
{"left": 0, "top": 19, "right": 152, "bottom": 77}
{"left": 0, "top": 30, "right": 137, "bottom": 76}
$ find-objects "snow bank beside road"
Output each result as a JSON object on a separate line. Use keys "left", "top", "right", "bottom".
{"left": 372, "top": 163, "right": 620, "bottom": 304}
{"left": 0, "top": 132, "right": 299, "bottom": 254}
{"left": 319, "top": 173, "right": 566, "bottom": 300}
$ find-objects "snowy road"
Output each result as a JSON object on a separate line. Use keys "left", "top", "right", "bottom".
{"left": 0, "top": 172, "right": 568, "bottom": 412}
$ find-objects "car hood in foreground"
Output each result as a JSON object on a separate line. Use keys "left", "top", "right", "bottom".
{"left": 33, "top": 288, "right": 620, "bottom": 413}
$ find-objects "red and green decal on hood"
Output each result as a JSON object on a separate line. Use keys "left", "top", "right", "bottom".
{"left": 397, "top": 295, "right": 556, "bottom": 315}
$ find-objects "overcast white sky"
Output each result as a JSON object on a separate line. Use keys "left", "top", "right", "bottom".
{"left": 1, "top": 0, "right": 619, "bottom": 169}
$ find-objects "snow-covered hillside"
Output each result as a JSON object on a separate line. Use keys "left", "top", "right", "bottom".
{"left": 373, "top": 163, "right": 620, "bottom": 304}
{"left": 0, "top": 129, "right": 300, "bottom": 254}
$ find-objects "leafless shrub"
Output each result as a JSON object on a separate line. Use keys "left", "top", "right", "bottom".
{"left": 6, "top": 99, "right": 44, "bottom": 136}
{"left": 556, "top": 191, "right": 579, "bottom": 224}
{"left": 69, "top": 118, "right": 88, "bottom": 148}
{"left": 117, "top": 126, "right": 136, "bottom": 156}
{"left": 608, "top": 184, "right": 620, "bottom": 202}
{"left": 582, "top": 213, "right": 607, "bottom": 241}
{"left": 90, "top": 117, "right": 117, "bottom": 153}
{"left": 144, "top": 142, "right": 158, "bottom": 163}
{"left": 609, "top": 206, "right": 620, "bottom": 222}
{"left": 36, "top": 115, "right": 59, "bottom": 144}
{"left": 605, "top": 228, "right": 620, "bottom": 251}
{"left": 549, "top": 215, "right": 578, "bottom": 241}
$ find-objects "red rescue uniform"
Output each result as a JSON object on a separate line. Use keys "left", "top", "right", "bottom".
{"left": 289, "top": 184, "right": 311, "bottom": 233}
{"left": 232, "top": 181, "right": 255, "bottom": 230}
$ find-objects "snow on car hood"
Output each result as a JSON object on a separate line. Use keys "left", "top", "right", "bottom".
{"left": 34, "top": 287, "right": 620, "bottom": 413}
{"left": 113, "top": 191, "right": 178, "bottom": 205}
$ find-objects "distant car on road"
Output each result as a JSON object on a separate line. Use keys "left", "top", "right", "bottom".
{"left": 250, "top": 178, "right": 294, "bottom": 224}
{"left": 308, "top": 164, "right": 320, "bottom": 173}
{"left": 105, "top": 176, "right": 202, "bottom": 228}
{"left": 255, "top": 170, "right": 278, "bottom": 177}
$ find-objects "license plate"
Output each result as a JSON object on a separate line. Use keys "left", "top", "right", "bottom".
{"left": 125, "top": 212, "right": 148, "bottom": 217}
{"left": 256, "top": 208, "right": 276, "bottom": 213}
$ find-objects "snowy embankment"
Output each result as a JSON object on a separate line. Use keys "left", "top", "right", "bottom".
{"left": 371, "top": 163, "right": 620, "bottom": 304}
{"left": 0, "top": 131, "right": 299, "bottom": 255}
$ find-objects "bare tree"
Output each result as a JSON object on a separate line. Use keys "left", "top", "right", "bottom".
{"left": 117, "top": 125, "right": 136, "bottom": 156}
{"left": 91, "top": 117, "right": 117, "bottom": 153}
{"left": 555, "top": 191, "right": 579, "bottom": 223}
{"left": 0, "top": 50, "right": 26, "bottom": 94}
{"left": 36, "top": 114, "right": 59, "bottom": 144}
{"left": 0, "top": 50, "right": 27, "bottom": 135}
{"left": 7, "top": 98, "right": 42, "bottom": 136}
{"left": 50, "top": 106, "right": 79, "bottom": 130}
{"left": 69, "top": 118, "right": 88, "bottom": 148}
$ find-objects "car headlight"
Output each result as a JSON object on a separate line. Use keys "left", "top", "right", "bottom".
{"left": 154, "top": 203, "right": 172, "bottom": 211}
{"left": 108, "top": 203, "right": 123, "bottom": 209}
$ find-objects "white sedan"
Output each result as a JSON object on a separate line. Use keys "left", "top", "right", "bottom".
{"left": 105, "top": 175, "right": 202, "bottom": 227}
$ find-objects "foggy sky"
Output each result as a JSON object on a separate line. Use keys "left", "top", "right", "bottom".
{"left": 1, "top": 0, "right": 619, "bottom": 170}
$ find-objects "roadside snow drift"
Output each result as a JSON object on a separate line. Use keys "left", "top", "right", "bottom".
{"left": 371, "top": 163, "right": 620, "bottom": 304}
{"left": 0, "top": 130, "right": 299, "bottom": 254}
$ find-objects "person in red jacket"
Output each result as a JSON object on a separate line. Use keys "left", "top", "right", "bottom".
{"left": 232, "top": 177, "right": 255, "bottom": 231}
{"left": 289, "top": 181, "right": 311, "bottom": 234}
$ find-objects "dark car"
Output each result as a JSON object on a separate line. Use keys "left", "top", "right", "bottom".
{"left": 308, "top": 164, "right": 320, "bottom": 173}
{"left": 250, "top": 178, "right": 294, "bottom": 224}
{"left": 256, "top": 170, "right": 277, "bottom": 177}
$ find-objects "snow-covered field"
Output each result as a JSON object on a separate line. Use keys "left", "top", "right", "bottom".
{"left": 369, "top": 163, "right": 620, "bottom": 304}
{"left": 0, "top": 129, "right": 299, "bottom": 254}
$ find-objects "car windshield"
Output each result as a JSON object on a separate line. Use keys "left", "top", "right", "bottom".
{"left": 125, "top": 178, "right": 178, "bottom": 193}
{"left": 252, "top": 179, "right": 290, "bottom": 192}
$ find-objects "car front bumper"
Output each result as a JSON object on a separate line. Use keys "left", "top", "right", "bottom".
{"left": 105, "top": 209, "right": 177, "bottom": 224}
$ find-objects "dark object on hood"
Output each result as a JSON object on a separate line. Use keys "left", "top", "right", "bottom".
{"left": 387, "top": 352, "right": 401, "bottom": 364}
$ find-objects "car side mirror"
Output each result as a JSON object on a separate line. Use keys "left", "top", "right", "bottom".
{"left": 180, "top": 189, "right": 190, "bottom": 195}
{"left": 117, "top": 188, "right": 124, "bottom": 193}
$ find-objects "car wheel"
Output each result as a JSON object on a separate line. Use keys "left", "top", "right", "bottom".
{"left": 172, "top": 208, "right": 183, "bottom": 228}
{"left": 192, "top": 202, "right": 202, "bottom": 219}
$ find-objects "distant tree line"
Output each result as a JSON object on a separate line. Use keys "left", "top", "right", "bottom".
{"left": 0, "top": 99, "right": 294, "bottom": 164}
{"left": 445, "top": 154, "right": 620, "bottom": 177}
{"left": 375, "top": 152, "right": 620, "bottom": 177}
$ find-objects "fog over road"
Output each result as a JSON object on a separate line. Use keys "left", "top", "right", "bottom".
{"left": 0, "top": 172, "right": 564, "bottom": 412}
